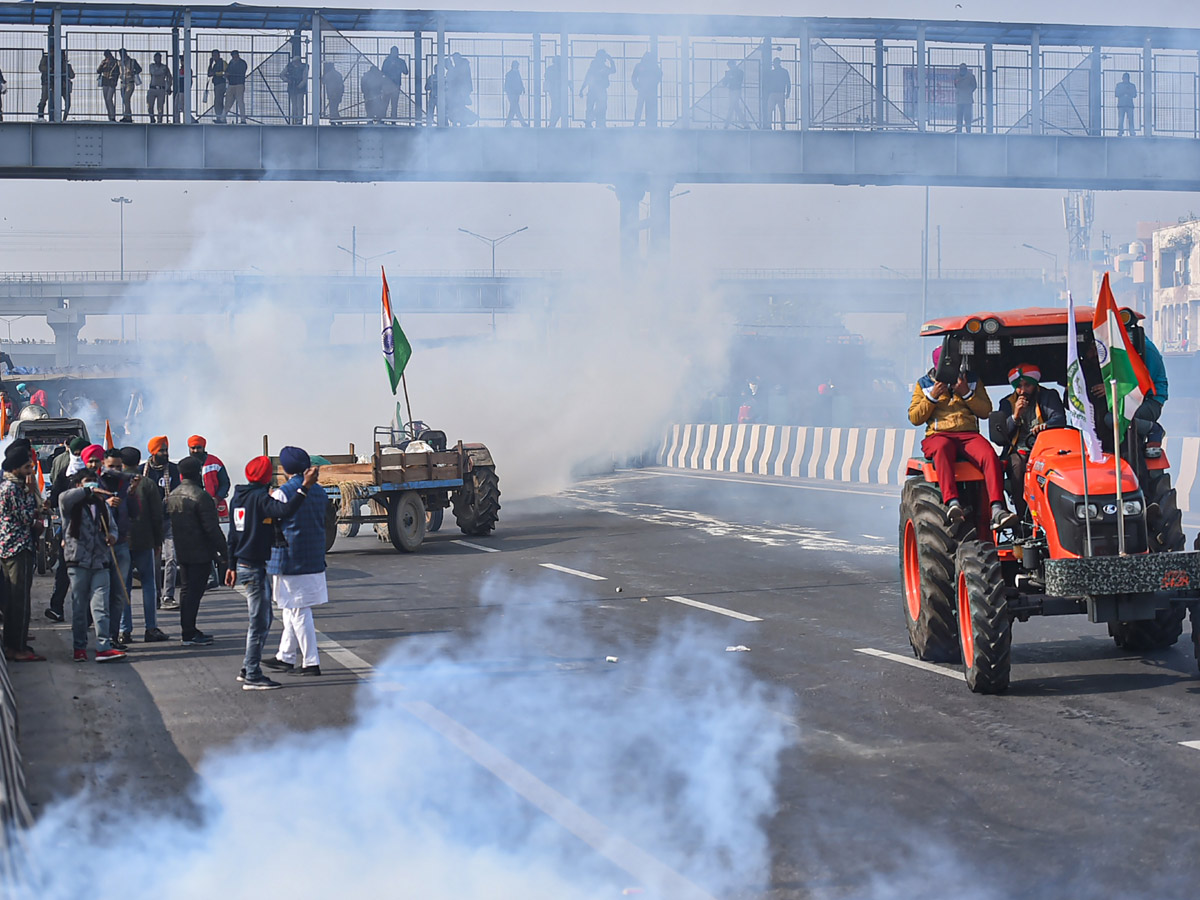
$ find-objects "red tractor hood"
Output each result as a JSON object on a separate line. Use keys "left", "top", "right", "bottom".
{"left": 1027, "top": 428, "right": 1138, "bottom": 496}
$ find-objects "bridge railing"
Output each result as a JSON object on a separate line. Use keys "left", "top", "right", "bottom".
{"left": 1, "top": 8, "right": 1199, "bottom": 138}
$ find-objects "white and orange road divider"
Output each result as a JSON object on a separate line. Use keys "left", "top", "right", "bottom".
{"left": 657, "top": 424, "right": 1200, "bottom": 513}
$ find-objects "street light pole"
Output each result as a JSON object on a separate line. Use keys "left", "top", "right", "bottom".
{"left": 1022, "top": 242, "right": 1060, "bottom": 292}
{"left": 458, "top": 226, "right": 529, "bottom": 277}
{"left": 111, "top": 196, "right": 132, "bottom": 279}
{"left": 337, "top": 226, "right": 395, "bottom": 275}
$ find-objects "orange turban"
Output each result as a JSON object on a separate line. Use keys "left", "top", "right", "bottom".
{"left": 187, "top": 435, "right": 207, "bottom": 449}
{"left": 147, "top": 435, "right": 168, "bottom": 454}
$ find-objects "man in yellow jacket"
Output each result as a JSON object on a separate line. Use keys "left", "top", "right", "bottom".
{"left": 909, "top": 346, "right": 1016, "bottom": 530}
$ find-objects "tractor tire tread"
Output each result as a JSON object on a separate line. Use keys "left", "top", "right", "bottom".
{"left": 900, "top": 479, "right": 961, "bottom": 663}
{"left": 955, "top": 540, "right": 1012, "bottom": 694}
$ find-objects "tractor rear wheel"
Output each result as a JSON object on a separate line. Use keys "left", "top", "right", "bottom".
{"left": 1108, "top": 476, "right": 1186, "bottom": 650}
{"left": 954, "top": 539, "right": 1012, "bottom": 694}
{"left": 899, "top": 478, "right": 961, "bottom": 663}
{"left": 1108, "top": 609, "right": 1186, "bottom": 651}
{"left": 453, "top": 466, "right": 501, "bottom": 536}
{"left": 388, "top": 491, "right": 427, "bottom": 553}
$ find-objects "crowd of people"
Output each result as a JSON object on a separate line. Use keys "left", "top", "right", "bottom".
{"left": 0, "top": 433, "right": 331, "bottom": 692}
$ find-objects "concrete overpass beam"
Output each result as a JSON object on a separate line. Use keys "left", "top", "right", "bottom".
{"left": 47, "top": 309, "right": 84, "bottom": 367}
{"left": 649, "top": 180, "right": 673, "bottom": 274}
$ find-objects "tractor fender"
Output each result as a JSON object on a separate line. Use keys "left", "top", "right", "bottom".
{"left": 462, "top": 443, "right": 494, "bottom": 469}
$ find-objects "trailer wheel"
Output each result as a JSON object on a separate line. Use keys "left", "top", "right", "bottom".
{"left": 954, "top": 539, "right": 1012, "bottom": 694}
{"left": 1109, "top": 477, "right": 1187, "bottom": 650}
{"left": 388, "top": 491, "right": 427, "bottom": 553}
{"left": 338, "top": 501, "right": 361, "bottom": 538}
{"left": 325, "top": 504, "right": 339, "bottom": 553}
{"left": 427, "top": 507, "right": 444, "bottom": 533}
{"left": 899, "top": 478, "right": 961, "bottom": 663}
{"left": 453, "top": 466, "right": 501, "bottom": 536}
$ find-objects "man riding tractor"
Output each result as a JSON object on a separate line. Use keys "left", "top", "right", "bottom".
{"left": 908, "top": 346, "right": 1017, "bottom": 531}
{"left": 989, "top": 363, "right": 1066, "bottom": 517}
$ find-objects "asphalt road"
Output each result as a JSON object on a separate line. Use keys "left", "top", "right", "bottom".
{"left": 13, "top": 467, "right": 1200, "bottom": 899}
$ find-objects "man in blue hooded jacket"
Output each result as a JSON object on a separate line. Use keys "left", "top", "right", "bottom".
{"left": 262, "top": 447, "right": 329, "bottom": 677}
{"left": 226, "top": 455, "right": 316, "bottom": 690}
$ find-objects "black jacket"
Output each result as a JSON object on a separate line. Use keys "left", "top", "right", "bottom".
{"left": 990, "top": 387, "right": 1068, "bottom": 451}
{"left": 226, "top": 482, "right": 308, "bottom": 566}
{"left": 165, "top": 480, "right": 227, "bottom": 566}
{"left": 142, "top": 460, "right": 181, "bottom": 500}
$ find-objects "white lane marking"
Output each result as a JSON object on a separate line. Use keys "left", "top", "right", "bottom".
{"left": 644, "top": 468, "right": 898, "bottom": 499}
{"left": 855, "top": 647, "right": 966, "bottom": 682}
{"left": 568, "top": 490, "right": 891, "bottom": 556}
{"left": 315, "top": 632, "right": 375, "bottom": 677}
{"left": 666, "top": 595, "right": 763, "bottom": 623}
{"left": 539, "top": 563, "right": 608, "bottom": 581}
{"left": 453, "top": 540, "right": 500, "bottom": 553}
{"left": 401, "top": 700, "right": 718, "bottom": 900}
{"left": 1180, "top": 741, "right": 1200, "bottom": 751}
{"left": 313, "top": 631, "right": 716, "bottom": 900}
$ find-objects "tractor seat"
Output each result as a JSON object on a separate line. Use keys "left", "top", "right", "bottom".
{"left": 909, "top": 457, "right": 987, "bottom": 482}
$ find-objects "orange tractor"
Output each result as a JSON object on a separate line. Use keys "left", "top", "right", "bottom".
{"left": 900, "top": 307, "right": 1200, "bottom": 693}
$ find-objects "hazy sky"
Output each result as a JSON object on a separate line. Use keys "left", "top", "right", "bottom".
{"left": 3, "top": 0, "right": 1200, "bottom": 338}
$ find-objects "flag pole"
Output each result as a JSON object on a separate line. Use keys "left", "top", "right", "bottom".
{"left": 1079, "top": 429, "right": 1093, "bottom": 557}
{"left": 400, "top": 372, "right": 415, "bottom": 434}
{"left": 1110, "top": 378, "right": 1126, "bottom": 556}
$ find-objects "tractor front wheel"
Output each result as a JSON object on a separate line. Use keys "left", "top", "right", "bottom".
{"left": 954, "top": 539, "right": 1012, "bottom": 694}
{"left": 899, "top": 478, "right": 960, "bottom": 663}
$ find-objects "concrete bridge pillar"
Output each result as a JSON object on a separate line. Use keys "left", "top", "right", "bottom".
{"left": 47, "top": 309, "right": 84, "bottom": 367}
{"left": 304, "top": 312, "right": 335, "bottom": 345}
{"left": 615, "top": 179, "right": 647, "bottom": 282}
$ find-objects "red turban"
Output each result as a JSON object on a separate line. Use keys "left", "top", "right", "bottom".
{"left": 80, "top": 444, "right": 105, "bottom": 465}
{"left": 188, "top": 435, "right": 207, "bottom": 449}
{"left": 147, "top": 436, "right": 168, "bottom": 454}
{"left": 245, "top": 456, "right": 273, "bottom": 485}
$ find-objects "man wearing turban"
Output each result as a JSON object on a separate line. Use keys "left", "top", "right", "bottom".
{"left": 0, "top": 439, "right": 45, "bottom": 661}
{"left": 989, "top": 363, "right": 1066, "bottom": 516}
{"left": 142, "top": 436, "right": 181, "bottom": 609}
{"left": 261, "top": 446, "right": 330, "bottom": 677}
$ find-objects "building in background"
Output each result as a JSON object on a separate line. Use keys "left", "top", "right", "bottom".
{"left": 1152, "top": 219, "right": 1200, "bottom": 352}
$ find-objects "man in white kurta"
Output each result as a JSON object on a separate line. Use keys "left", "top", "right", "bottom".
{"left": 262, "top": 446, "right": 329, "bottom": 677}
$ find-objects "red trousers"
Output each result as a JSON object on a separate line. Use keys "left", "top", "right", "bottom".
{"left": 921, "top": 431, "right": 1004, "bottom": 506}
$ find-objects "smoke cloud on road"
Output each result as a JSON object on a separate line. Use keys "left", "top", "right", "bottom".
{"left": 14, "top": 576, "right": 792, "bottom": 899}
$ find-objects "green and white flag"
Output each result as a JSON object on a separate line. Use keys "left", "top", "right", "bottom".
{"left": 1065, "top": 291, "right": 1102, "bottom": 462}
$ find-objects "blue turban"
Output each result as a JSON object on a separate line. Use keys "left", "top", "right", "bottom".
{"left": 279, "top": 446, "right": 310, "bottom": 475}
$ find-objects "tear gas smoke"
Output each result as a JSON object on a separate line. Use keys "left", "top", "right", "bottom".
{"left": 14, "top": 575, "right": 792, "bottom": 899}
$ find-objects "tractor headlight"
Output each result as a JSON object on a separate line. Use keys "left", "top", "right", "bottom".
{"left": 1074, "top": 503, "right": 1100, "bottom": 520}
{"left": 983, "top": 317, "right": 1001, "bottom": 334}
{"left": 1122, "top": 500, "right": 1143, "bottom": 516}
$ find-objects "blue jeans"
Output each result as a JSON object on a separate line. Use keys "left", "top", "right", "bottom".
{"left": 236, "top": 562, "right": 274, "bottom": 677}
{"left": 108, "top": 543, "right": 130, "bottom": 641}
{"left": 70, "top": 565, "right": 112, "bottom": 652}
{"left": 120, "top": 546, "right": 159, "bottom": 633}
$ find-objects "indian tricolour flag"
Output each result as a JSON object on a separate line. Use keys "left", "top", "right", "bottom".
{"left": 1092, "top": 271, "right": 1154, "bottom": 443}
{"left": 381, "top": 267, "right": 412, "bottom": 396}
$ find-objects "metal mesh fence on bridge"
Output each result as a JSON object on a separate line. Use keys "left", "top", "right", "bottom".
{"left": 0, "top": 23, "right": 1198, "bottom": 137}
